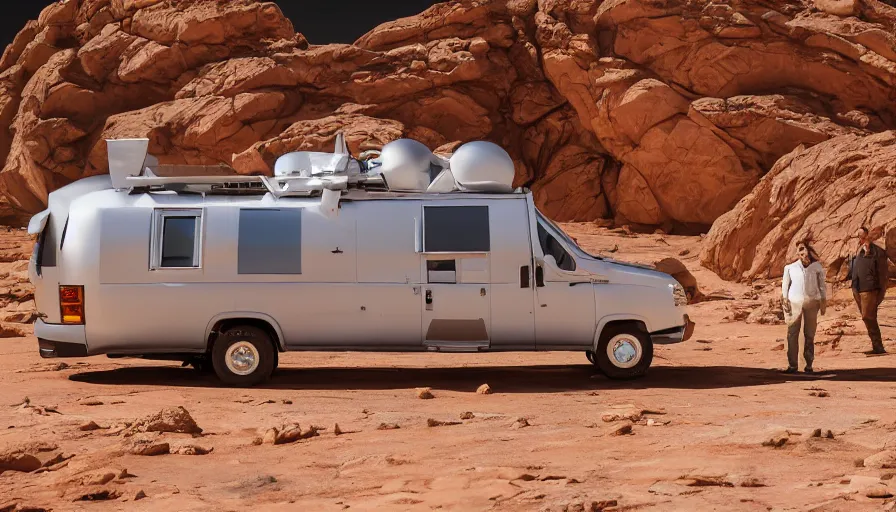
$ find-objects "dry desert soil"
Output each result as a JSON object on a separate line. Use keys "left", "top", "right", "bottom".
{"left": 0, "top": 226, "right": 895, "bottom": 512}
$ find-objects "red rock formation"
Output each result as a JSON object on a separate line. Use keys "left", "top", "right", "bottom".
{"left": 701, "top": 131, "right": 896, "bottom": 282}
{"left": 0, "top": 0, "right": 893, "bottom": 250}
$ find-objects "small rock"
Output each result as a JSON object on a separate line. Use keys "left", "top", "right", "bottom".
{"left": 864, "top": 450, "right": 896, "bottom": 469}
{"left": 866, "top": 485, "right": 893, "bottom": 499}
{"left": 511, "top": 417, "right": 530, "bottom": 429}
{"left": 680, "top": 475, "right": 734, "bottom": 487}
{"left": 118, "top": 469, "right": 136, "bottom": 479}
{"left": 601, "top": 410, "right": 642, "bottom": 423}
{"left": 825, "top": 430, "right": 835, "bottom": 439}
{"left": 739, "top": 478, "right": 766, "bottom": 488}
{"left": 275, "top": 424, "right": 302, "bottom": 444}
{"left": 80, "top": 471, "right": 116, "bottom": 486}
{"left": 476, "top": 384, "right": 492, "bottom": 395}
{"left": 772, "top": 343, "right": 785, "bottom": 351}
{"left": 53, "top": 362, "right": 70, "bottom": 371}
{"left": 79, "top": 421, "right": 103, "bottom": 432}
{"left": 0, "top": 451, "right": 41, "bottom": 474}
{"left": 679, "top": 249, "right": 690, "bottom": 256}
{"left": 274, "top": 424, "right": 319, "bottom": 444}
{"left": 377, "top": 423, "right": 400, "bottom": 430}
{"left": 261, "top": 428, "right": 278, "bottom": 445}
{"left": 334, "top": 423, "right": 343, "bottom": 436}
{"left": 460, "top": 412, "right": 475, "bottom": 420}
{"left": 281, "top": 399, "right": 292, "bottom": 405}
{"left": 809, "top": 391, "right": 830, "bottom": 397}
{"left": 134, "top": 490, "right": 147, "bottom": 501}
{"left": 128, "top": 406, "right": 202, "bottom": 436}
{"left": 762, "top": 432, "right": 789, "bottom": 448}
{"left": 125, "top": 439, "right": 170, "bottom": 456}
{"left": 172, "top": 445, "right": 213, "bottom": 455}
{"left": 427, "top": 418, "right": 462, "bottom": 427}
{"left": 79, "top": 400, "right": 104, "bottom": 406}
{"left": 416, "top": 387, "right": 435, "bottom": 400}
{"left": 611, "top": 423, "right": 633, "bottom": 436}
{"left": 811, "top": 428, "right": 822, "bottom": 438}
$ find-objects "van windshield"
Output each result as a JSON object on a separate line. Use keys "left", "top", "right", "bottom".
{"left": 534, "top": 209, "right": 602, "bottom": 260}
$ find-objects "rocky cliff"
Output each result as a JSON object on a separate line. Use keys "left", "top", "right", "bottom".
{"left": 0, "top": 0, "right": 894, "bottom": 279}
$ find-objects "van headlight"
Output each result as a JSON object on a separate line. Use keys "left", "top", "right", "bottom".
{"left": 670, "top": 282, "right": 688, "bottom": 307}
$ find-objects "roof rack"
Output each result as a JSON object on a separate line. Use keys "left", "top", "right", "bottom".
{"left": 105, "top": 133, "right": 518, "bottom": 199}
{"left": 106, "top": 137, "right": 384, "bottom": 199}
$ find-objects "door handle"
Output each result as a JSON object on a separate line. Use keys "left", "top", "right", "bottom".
{"left": 520, "top": 265, "right": 530, "bottom": 288}
{"left": 425, "top": 289, "right": 433, "bottom": 305}
{"left": 535, "top": 265, "right": 545, "bottom": 287}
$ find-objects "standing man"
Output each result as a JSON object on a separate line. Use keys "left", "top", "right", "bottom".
{"left": 851, "top": 226, "right": 889, "bottom": 354}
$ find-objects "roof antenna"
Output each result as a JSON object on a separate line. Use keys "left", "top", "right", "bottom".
{"left": 334, "top": 131, "right": 348, "bottom": 155}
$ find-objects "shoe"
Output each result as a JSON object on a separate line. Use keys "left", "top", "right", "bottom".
{"left": 782, "top": 367, "right": 797, "bottom": 374}
{"left": 804, "top": 367, "right": 814, "bottom": 374}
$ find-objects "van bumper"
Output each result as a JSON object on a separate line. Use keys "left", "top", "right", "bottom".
{"left": 35, "top": 320, "right": 88, "bottom": 358}
{"left": 651, "top": 315, "right": 695, "bottom": 345}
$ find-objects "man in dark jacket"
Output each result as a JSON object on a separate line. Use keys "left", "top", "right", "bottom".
{"left": 851, "top": 226, "right": 889, "bottom": 354}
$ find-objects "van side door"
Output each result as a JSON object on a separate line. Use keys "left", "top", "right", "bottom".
{"left": 486, "top": 198, "right": 536, "bottom": 350}
{"left": 419, "top": 201, "right": 492, "bottom": 350}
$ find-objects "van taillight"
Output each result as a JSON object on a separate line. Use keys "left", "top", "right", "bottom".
{"left": 59, "top": 285, "right": 84, "bottom": 325}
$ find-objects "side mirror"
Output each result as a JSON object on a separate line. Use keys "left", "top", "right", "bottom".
{"left": 543, "top": 254, "right": 558, "bottom": 269}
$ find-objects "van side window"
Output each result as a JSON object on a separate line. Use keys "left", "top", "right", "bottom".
{"left": 537, "top": 223, "right": 575, "bottom": 272}
{"left": 151, "top": 210, "right": 202, "bottom": 269}
{"left": 238, "top": 209, "right": 302, "bottom": 274}
{"left": 423, "top": 206, "right": 489, "bottom": 253}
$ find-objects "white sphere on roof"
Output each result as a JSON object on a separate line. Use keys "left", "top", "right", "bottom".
{"left": 377, "top": 138, "right": 436, "bottom": 191}
{"left": 449, "top": 141, "right": 515, "bottom": 193}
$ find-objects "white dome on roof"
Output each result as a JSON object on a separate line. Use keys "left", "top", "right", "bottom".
{"left": 376, "top": 138, "right": 438, "bottom": 192}
{"left": 449, "top": 141, "right": 515, "bottom": 193}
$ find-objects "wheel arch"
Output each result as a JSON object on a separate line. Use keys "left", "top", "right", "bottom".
{"left": 205, "top": 313, "right": 285, "bottom": 353}
{"left": 593, "top": 315, "right": 650, "bottom": 351}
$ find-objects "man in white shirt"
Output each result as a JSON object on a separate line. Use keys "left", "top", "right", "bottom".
{"left": 782, "top": 241, "right": 827, "bottom": 374}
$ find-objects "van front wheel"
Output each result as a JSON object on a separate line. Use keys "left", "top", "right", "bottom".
{"left": 212, "top": 326, "right": 275, "bottom": 387}
{"left": 595, "top": 324, "right": 653, "bottom": 380}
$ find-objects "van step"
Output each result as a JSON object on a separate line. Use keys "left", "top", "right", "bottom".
{"left": 424, "top": 341, "right": 489, "bottom": 353}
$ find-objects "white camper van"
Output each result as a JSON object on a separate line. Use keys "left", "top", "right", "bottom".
{"left": 28, "top": 135, "right": 694, "bottom": 386}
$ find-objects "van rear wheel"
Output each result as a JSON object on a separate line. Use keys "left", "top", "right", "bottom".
{"left": 595, "top": 324, "right": 653, "bottom": 380}
{"left": 212, "top": 325, "right": 275, "bottom": 387}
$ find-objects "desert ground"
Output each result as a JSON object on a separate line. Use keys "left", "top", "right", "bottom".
{"left": 0, "top": 226, "right": 895, "bottom": 512}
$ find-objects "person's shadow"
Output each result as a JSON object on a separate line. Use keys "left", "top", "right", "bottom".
{"left": 68, "top": 363, "right": 896, "bottom": 392}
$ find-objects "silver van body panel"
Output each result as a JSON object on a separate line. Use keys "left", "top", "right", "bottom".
{"left": 30, "top": 179, "right": 692, "bottom": 357}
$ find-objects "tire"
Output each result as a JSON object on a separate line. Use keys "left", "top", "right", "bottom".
{"left": 211, "top": 325, "right": 276, "bottom": 387}
{"left": 595, "top": 323, "right": 653, "bottom": 380}
{"left": 585, "top": 351, "right": 596, "bottom": 365}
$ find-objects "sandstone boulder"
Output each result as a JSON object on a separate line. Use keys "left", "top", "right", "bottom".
{"left": 701, "top": 132, "right": 896, "bottom": 282}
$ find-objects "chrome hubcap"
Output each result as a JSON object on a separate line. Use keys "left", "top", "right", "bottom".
{"left": 607, "top": 334, "right": 642, "bottom": 369}
{"left": 225, "top": 341, "right": 259, "bottom": 376}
